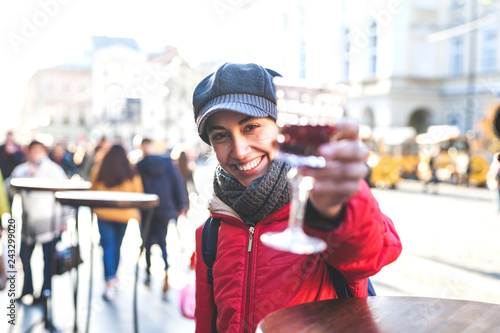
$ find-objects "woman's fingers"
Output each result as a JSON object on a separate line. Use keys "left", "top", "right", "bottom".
{"left": 332, "top": 118, "right": 361, "bottom": 141}
{"left": 303, "top": 119, "right": 370, "bottom": 213}
{"left": 306, "top": 162, "right": 369, "bottom": 186}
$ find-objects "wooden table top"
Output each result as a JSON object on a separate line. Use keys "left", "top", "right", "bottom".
{"left": 9, "top": 177, "right": 92, "bottom": 192}
{"left": 54, "top": 190, "right": 159, "bottom": 209}
{"left": 257, "top": 296, "right": 500, "bottom": 333}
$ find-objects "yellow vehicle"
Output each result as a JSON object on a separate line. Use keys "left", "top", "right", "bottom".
{"left": 362, "top": 126, "right": 416, "bottom": 189}
{"left": 415, "top": 125, "right": 488, "bottom": 186}
{"left": 467, "top": 154, "right": 489, "bottom": 186}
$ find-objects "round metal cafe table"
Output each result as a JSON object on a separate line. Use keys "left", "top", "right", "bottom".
{"left": 9, "top": 177, "right": 91, "bottom": 333}
{"left": 257, "top": 296, "right": 500, "bottom": 333}
{"left": 54, "top": 190, "right": 159, "bottom": 333}
{"left": 9, "top": 178, "right": 92, "bottom": 193}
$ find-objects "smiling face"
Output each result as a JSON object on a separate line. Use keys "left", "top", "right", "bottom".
{"left": 206, "top": 111, "right": 279, "bottom": 187}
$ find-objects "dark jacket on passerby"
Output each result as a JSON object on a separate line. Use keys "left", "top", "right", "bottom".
{"left": 137, "top": 155, "right": 189, "bottom": 220}
{"left": 0, "top": 144, "right": 25, "bottom": 179}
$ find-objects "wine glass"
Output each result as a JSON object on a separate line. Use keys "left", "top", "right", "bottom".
{"left": 260, "top": 77, "right": 347, "bottom": 254}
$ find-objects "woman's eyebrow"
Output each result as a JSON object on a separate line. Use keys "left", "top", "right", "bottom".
{"left": 207, "top": 125, "right": 225, "bottom": 133}
{"left": 239, "top": 116, "right": 254, "bottom": 125}
{"left": 208, "top": 116, "right": 255, "bottom": 132}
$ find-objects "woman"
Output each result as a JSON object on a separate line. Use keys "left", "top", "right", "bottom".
{"left": 90, "top": 144, "right": 144, "bottom": 301}
{"left": 192, "top": 63, "right": 402, "bottom": 333}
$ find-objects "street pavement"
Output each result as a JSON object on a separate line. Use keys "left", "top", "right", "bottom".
{"left": 369, "top": 179, "right": 500, "bottom": 305}
{"left": 1, "top": 164, "right": 499, "bottom": 332}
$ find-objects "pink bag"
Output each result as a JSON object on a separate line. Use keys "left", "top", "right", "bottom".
{"left": 179, "top": 280, "right": 196, "bottom": 319}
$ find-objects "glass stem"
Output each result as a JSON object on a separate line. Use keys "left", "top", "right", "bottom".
{"left": 288, "top": 168, "right": 314, "bottom": 229}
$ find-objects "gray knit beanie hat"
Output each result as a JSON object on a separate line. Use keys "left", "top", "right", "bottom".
{"left": 192, "top": 62, "right": 281, "bottom": 144}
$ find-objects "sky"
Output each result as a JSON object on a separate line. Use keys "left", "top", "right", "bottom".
{"left": 0, "top": 0, "right": 281, "bottom": 136}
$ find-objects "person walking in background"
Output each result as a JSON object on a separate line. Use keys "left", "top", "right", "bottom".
{"left": 191, "top": 63, "right": 402, "bottom": 332}
{"left": 1, "top": 131, "right": 25, "bottom": 206}
{"left": 136, "top": 138, "right": 189, "bottom": 295}
{"left": 8, "top": 140, "right": 69, "bottom": 305}
{"left": 0, "top": 131, "right": 25, "bottom": 179}
{"left": 423, "top": 154, "right": 440, "bottom": 194}
{"left": 176, "top": 150, "right": 198, "bottom": 196}
{"left": 486, "top": 152, "right": 500, "bottom": 213}
{"left": 81, "top": 136, "right": 110, "bottom": 180}
{"left": 90, "top": 144, "right": 144, "bottom": 301}
{"left": 49, "top": 142, "right": 78, "bottom": 177}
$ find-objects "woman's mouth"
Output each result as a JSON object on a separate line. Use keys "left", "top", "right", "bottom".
{"left": 235, "top": 156, "right": 263, "bottom": 172}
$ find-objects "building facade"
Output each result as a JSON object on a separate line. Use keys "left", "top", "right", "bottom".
{"left": 22, "top": 64, "right": 92, "bottom": 145}
{"left": 20, "top": 37, "right": 201, "bottom": 150}
{"left": 267, "top": 0, "right": 500, "bottom": 140}
{"left": 337, "top": 0, "right": 500, "bottom": 137}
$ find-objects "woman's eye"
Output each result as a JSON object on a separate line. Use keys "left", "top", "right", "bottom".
{"left": 211, "top": 132, "right": 227, "bottom": 141}
{"left": 245, "top": 124, "right": 260, "bottom": 132}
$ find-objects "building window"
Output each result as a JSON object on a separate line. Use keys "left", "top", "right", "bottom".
{"left": 343, "top": 28, "right": 350, "bottom": 79}
{"left": 450, "top": 36, "right": 464, "bottom": 76}
{"left": 482, "top": 29, "right": 497, "bottom": 73}
{"left": 367, "top": 22, "right": 378, "bottom": 75}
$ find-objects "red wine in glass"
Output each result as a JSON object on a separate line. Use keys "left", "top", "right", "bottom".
{"left": 278, "top": 124, "right": 337, "bottom": 157}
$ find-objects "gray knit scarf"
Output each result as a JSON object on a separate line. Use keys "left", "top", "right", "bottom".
{"left": 213, "top": 160, "right": 292, "bottom": 225}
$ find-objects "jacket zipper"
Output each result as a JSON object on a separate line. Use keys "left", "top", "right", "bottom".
{"left": 243, "top": 226, "right": 255, "bottom": 332}
{"left": 247, "top": 226, "right": 254, "bottom": 252}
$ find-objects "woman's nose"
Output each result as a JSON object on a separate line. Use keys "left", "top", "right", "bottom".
{"left": 231, "top": 135, "right": 251, "bottom": 159}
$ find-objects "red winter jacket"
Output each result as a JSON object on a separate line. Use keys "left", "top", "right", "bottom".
{"left": 195, "top": 180, "right": 402, "bottom": 333}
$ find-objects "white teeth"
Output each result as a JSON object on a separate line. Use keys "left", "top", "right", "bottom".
{"left": 237, "top": 157, "right": 262, "bottom": 171}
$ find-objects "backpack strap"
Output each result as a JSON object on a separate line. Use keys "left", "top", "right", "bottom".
{"left": 321, "top": 254, "right": 352, "bottom": 298}
{"left": 201, "top": 216, "right": 221, "bottom": 333}
{"left": 201, "top": 217, "right": 221, "bottom": 287}
{"left": 322, "top": 254, "right": 377, "bottom": 298}
{"left": 367, "top": 278, "right": 376, "bottom": 296}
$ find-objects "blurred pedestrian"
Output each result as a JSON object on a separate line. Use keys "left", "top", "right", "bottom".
{"left": 49, "top": 142, "right": 78, "bottom": 177}
{"left": 423, "top": 154, "right": 439, "bottom": 194}
{"left": 176, "top": 150, "right": 198, "bottom": 196}
{"left": 486, "top": 152, "right": 500, "bottom": 212}
{"left": 81, "top": 136, "right": 111, "bottom": 180}
{"left": 8, "top": 140, "right": 69, "bottom": 304}
{"left": 90, "top": 144, "right": 144, "bottom": 301}
{"left": 0, "top": 131, "right": 25, "bottom": 179}
{"left": 1, "top": 131, "right": 25, "bottom": 206}
{"left": 136, "top": 138, "right": 189, "bottom": 294}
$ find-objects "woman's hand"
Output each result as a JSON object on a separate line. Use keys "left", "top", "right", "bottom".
{"left": 302, "top": 119, "right": 369, "bottom": 219}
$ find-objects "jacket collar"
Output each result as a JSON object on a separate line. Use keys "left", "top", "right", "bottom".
{"left": 209, "top": 195, "right": 291, "bottom": 227}
{"left": 208, "top": 195, "right": 240, "bottom": 220}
